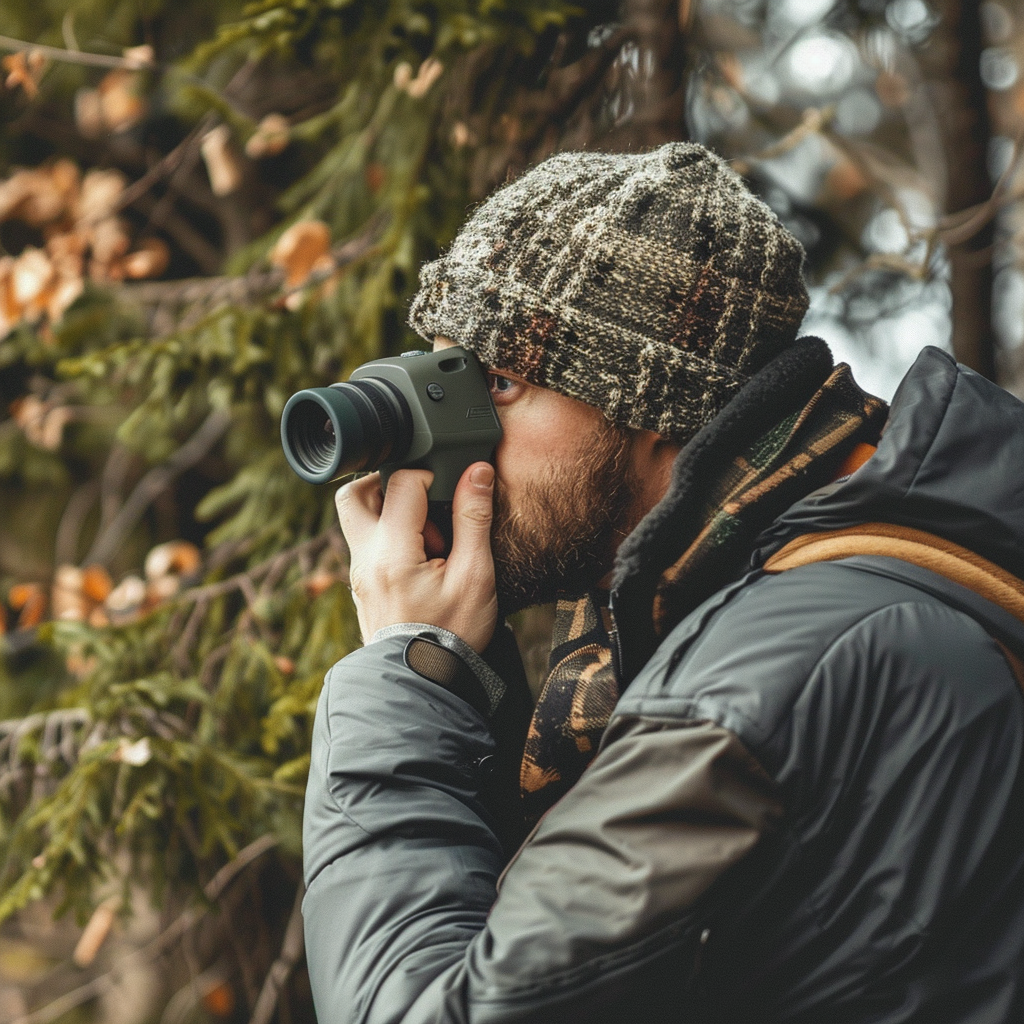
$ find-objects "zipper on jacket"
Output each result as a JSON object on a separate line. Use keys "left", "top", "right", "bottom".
{"left": 607, "top": 595, "right": 623, "bottom": 682}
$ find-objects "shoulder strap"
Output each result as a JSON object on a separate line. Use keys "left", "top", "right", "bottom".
{"left": 763, "top": 522, "right": 1024, "bottom": 692}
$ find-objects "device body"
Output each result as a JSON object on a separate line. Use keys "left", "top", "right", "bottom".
{"left": 281, "top": 346, "right": 503, "bottom": 506}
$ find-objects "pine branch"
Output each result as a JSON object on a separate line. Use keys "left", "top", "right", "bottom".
{"left": 12, "top": 835, "right": 280, "bottom": 1024}
{"left": 84, "top": 409, "right": 233, "bottom": 568}
{"left": 0, "top": 710, "right": 94, "bottom": 799}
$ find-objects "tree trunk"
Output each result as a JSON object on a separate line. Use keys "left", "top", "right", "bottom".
{"left": 924, "top": 0, "right": 997, "bottom": 380}
{"left": 606, "top": 0, "right": 688, "bottom": 149}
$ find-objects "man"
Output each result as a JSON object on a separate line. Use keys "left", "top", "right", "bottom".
{"left": 302, "top": 143, "right": 1024, "bottom": 1022}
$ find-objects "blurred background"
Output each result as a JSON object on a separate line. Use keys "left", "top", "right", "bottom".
{"left": 0, "top": 0, "right": 1019, "bottom": 1020}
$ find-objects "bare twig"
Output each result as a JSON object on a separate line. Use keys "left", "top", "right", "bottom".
{"left": 54, "top": 480, "right": 100, "bottom": 567}
{"left": 730, "top": 106, "right": 834, "bottom": 176}
{"left": 0, "top": 34, "right": 156, "bottom": 71}
{"left": 13, "top": 835, "right": 280, "bottom": 1024}
{"left": 0, "top": 710, "right": 91, "bottom": 798}
{"left": 170, "top": 531, "right": 340, "bottom": 611}
{"left": 160, "top": 962, "right": 230, "bottom": 1024}
{"left": 131, "top": 191, "right": 223, "bottom": 276}
{"left": 97, "top": 444, "right": 136, "bottom": 537}
{"left": 112, "top": 114, "right": 218, "bottom": 220}
{"left": 249, "top": 886, "right": 305, "bottom": 1024}
{"left": 84, "top": 409, "right": 232, "bottom": 568}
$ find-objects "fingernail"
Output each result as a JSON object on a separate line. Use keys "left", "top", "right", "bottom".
{"left": 470, "top": 464, "right": 494, "bottom": 489}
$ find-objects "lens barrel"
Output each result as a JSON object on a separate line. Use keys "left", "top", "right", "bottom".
{"left": 281, "top": 378, "right": 413, "bottom": 483}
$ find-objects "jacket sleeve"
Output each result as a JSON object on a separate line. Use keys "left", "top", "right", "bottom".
{"left": 302, "top": 634, "right": 783, "bottom": 1024}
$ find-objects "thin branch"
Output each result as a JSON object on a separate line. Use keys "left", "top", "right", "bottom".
{"left": 0, "top": 34, "right": 155, "bottom": 71}
{"left": 248, "top": 886, "right": 305, "bottom": 1024}
{"left": 97, "top": 444, "right": 136, "bottom": 537}
{"left": 13, "top": 835, "right": 279, "bottom": 1024}
{"left": 84, "top": 409, "right": 232, "bottom": 568}
{"left": 54, "top": 479, "right": 100, "bottom": 567}
{"left": 169, "top": 531, "right": 339, "bottom": 611}
{"left": 112, "top": 114, "right": 218, "bottom": 220}
{"left": 113, "top": 211, "right": 389, "bottom": 331}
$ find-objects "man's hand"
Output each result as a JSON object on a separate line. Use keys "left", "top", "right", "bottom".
{"left": 336, "top": 462, "right": 498, "bottom": 653}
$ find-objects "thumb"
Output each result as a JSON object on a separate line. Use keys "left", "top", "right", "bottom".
{"left": 447, "top": 462, "right": 495, "bottom": 579}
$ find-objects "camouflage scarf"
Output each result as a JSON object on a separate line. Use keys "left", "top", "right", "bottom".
{"left": 520, "top": 339, "right": 888, "bottom": 826}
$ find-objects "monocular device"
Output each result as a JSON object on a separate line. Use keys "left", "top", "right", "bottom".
{"left": 280, "top": 346, "right": 502, "bottom": 550}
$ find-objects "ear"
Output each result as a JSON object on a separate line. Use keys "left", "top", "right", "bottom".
{"left": 630, "top": 429, "right": 682, "bottom": 512}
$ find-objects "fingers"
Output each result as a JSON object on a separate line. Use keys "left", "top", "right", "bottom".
{"left": 378, "top": 470, "right": 433, "bottom": 561}
{"left": 334, "top": 473, "right": 383, "bottom": 551}
{"left": 446, "top": 462, "right": 495, "bottom": 582}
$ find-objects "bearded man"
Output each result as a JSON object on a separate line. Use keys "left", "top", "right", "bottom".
{"left": 301, "top": 144, "right": 1024, "bottom": 1023}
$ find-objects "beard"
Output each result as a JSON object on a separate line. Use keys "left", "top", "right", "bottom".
{"left": 491, "top": 420, "right": 641, "bottom": 615}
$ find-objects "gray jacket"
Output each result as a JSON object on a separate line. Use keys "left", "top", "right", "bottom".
{"left": 303, "top": 348, "right": 1024, "bottom": 1023}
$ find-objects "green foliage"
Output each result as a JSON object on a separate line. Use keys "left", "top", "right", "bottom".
{"left": 0, "top": 0, "right": 599, "bottom": 958}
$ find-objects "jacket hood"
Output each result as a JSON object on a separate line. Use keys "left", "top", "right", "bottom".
{"left": 754, "top": 346, "right": 1024, "bottom": 580}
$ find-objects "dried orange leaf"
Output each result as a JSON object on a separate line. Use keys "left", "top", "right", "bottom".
{"left": 202, "top": 981, "right": 235, "bottom": 1018}
{"left": 393, "top": 62, "right": 413, "bottom": 91}
{"left": 0, "top": 171, "right": 31, "bottom": 221}
{"left": 89, "top": 217, "right": 131, "bottom": 269}
{"left": 11, "top": 395, "right": 71, "bottom": 449}
{"left": 9, "top": 583, "right": 46, "bottom": 629}
{"left": 0, "top": 257, "right": 18, "bottom": 327}
{"left": 10, "top": 395, "right": 43, "bottom": 431}
{"left": 9, "top": 582, "right": 42, "bottom": 610}
{"left": 73, "top": 900, "right": 119, "bottom": 967}
{"left": 122, "top": 45, "right": 155, "bottom": 70}
{"left": 120, "top": 237, "right": 169, "bottom": 280}
{"left": 47, "top": 277, "right": 85, "bottom": 323}
{"left": 11, "top": 248, "right": 55, "bottom": 307}
{"left": 98, "top": 70, "right": 146, "bottom": 133}
{"left": 270, "top": 220, "right": 331, "bottom": 289}
{"left": 406, "top": 57, "right": 444, "bottom": 99}
{"left": 79, "top": 169, "right": 128, "bottom": 224}
{"left": 144, "top": 540, "right": 201, "bottom": 580}
{"left": 82, "top": 564, "right": 113, "bottom": 603}
{"left": 200, "top": 125, "right": 244, "bottom": 196}
{"left": 47, "top": 231, "right": 88, "bottom": 278}
{"left": 304, "top": 571, "right": 336, "bottom": 598}
{"left": 48, "top": 159, "right": 81, "bottom": 204}
{"left": 245, "top": 113, "right": 291, "bottom": 158}
{"left": 0, "top": 168, "right": 66, "bottom": 226}
{"left": 74, "top": 88, "right": 104, "bottom": 139}
{"left": 106, "top": 575, "right": 146, "bottom": 616}
{"left": 3, "top": 51, "right": 47, "bottom": 99}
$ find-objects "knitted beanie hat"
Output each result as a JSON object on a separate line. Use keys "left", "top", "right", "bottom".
{"left": 408, "top": 143, "right": 810, "bottom": 443}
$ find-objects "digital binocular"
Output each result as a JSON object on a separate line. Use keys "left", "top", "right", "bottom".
{"left": 280, "top": 346, "right": 502, "bottom": 547}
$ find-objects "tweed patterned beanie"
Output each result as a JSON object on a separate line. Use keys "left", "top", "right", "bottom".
{"left": 408, "top": 143, "right": 810, "bottom": 442}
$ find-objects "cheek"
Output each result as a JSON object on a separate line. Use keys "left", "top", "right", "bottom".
{"left": 493, "top": 408, "right": 597, "bottom": 494}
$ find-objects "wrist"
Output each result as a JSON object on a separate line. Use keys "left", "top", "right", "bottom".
{"left": 370, "top": 622, "right": 507, "bottom": 716}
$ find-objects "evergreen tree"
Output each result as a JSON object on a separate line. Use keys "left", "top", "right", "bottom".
{"left": 0, "top": 0, "right": 1013, "bottom": 1018}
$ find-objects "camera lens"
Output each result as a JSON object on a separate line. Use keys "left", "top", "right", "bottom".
{"left": 281, "top": 378, "right": 413, "bottom": 483}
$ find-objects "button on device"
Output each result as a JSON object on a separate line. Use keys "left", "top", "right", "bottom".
{"left": 400, "top": 349, "right": 429, "bottom": 358}
{"left": 426, "top": 382, "right": 445, "bottom": 401}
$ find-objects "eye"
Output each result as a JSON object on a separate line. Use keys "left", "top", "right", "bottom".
{"left": 487, "top": 372, "right": 521, "bottom": 402}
